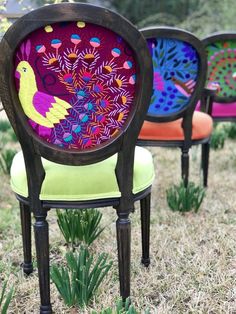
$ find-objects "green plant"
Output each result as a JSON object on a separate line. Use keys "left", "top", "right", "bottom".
{"left": 0, "top": 279, "right": 14, "bottom": 314}
{"left": 224, "top": 123, "right": 236, "bottom": 139}
{"left": 0, "top": 148, "right": 17, "bottom": 174}
{"left": 51, "top": 246, "right": 112, "bottom": 308}
{"left": 166, "top": 181, "right": 205, "bottom": 213}
{"left": 56, "top": 208, "right": 104, "bottom": 247}
{"left": 0, "top": 120, "right": 11, "bottom": 133}
{"left": 8, "top": 129, "right": 18, "bottom": 143}
{"left": 210, "top": 125, "right": 227, "bottom": 150}
{"left": 92, "top": 298, "right": 150, "bottom": 314}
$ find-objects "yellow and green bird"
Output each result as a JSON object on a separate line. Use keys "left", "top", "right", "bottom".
{"left": 15, "top": 61, "right": 72, "bottom": 128}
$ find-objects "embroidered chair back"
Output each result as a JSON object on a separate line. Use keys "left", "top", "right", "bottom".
{"left": 0, "top": 3, "right": 152, "bottom": 166}
{"left": 142, "top": 27, "right": 207, "bottom": 122}
{"left": 14, "top": 22, "right": 137, "bottom": 151}
{"left": 203, "top": 32, "right": 236, "bottom": 103}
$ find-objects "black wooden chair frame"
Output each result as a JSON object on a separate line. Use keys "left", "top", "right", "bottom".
{"left": 137, "top": 27, "right": 209, "bottom": 186}
{"left": 0, "top": 3, "right": 153, "bottom": 314}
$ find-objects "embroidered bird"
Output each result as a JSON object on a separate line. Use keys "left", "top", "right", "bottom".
{"left": 15, "top": 60, "right": 72, "bottom": 128}
{"left": 171, "top": 77, "right": 196, "bottom": 97}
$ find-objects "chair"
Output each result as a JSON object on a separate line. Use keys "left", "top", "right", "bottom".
{"left": 138, "top": 27, "right": 213, "bottom": 187}
{"left": 199, "top": 32, "right": 236, "bottom": 121}
{"left": 0, "top": 3, "right": 154, "bottom": 313}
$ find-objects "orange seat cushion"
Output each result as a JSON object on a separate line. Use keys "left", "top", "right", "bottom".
{"left": 139, "top": 112, "right": 213, "bottom": 141}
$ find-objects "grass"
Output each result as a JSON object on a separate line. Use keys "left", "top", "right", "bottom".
{"left": 1, "top": 135, "right": 236, "bottom": 312}
{"left": 0, "top": 279, "right": 14, "bottom": 314}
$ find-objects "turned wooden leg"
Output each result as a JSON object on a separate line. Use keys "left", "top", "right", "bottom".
{"left": 201, "top": 142, "right": 210, "bottom": 187}
{"left": 181, "top": 148, "right": 189, "bottom": 187}
{"left": 20, "top": 202, "right": 33, "bottom": 275}
{"left": 140, "top": 193, "right": 151, "bottom": 267}
{"left": 116, "top": 213, "right": 131, "bottom": 301}
{"left": 34, "top": 211, "right": 52, "bottom": 314}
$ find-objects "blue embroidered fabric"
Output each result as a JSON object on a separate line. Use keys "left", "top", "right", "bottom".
{"left": 147, "top": 38, "right": 199, "bottom": 116}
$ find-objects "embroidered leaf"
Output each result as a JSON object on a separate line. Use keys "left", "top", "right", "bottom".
{"left": 167, "top": 52, "right": 177, "bottom": 60}
{"left": 160, "top": 58, "right": 165, "bottom": 67}
{"left": 178, "top": 95, "right": 187, "bottom": 100}
{"left": 176, "top": 71, "right": 185, "bottom": 79}
{"left": 153, "top": 60, "right": 158, "bottom": 68}
{"left": 160, "top": 39, "right": 164, "bottom": 50}
{"left": 164, "top": 72, "right": 169, "bottom": 80}
{"left": 168, "top": 46, "right": 176, "bottom": 54}
{"left": 189, "top": 70, "right": 197, "bottom": 74}
{"left": 176, "top": 99, "right": 185, "bottom": 104}
{"left": 151, "top": 95, "right": 156, "bottom": 104}
{"left": 25, "top": 40, "right": 31, "bottom": 59}
{"left": 173, "top": 60, "right": 181, "bottom": 68}
{"left": 172, "top": 104, "right": 181, "bottom": 109}
{"left": 184, "top": 63, "right": 191, "bottom": 69}
{"left": 160, "top": 50, "right": 164, "bottom": 59}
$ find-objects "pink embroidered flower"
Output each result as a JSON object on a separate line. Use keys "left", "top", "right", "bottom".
{"left": 154, "top": 71, "right": 164, "bottom": 91}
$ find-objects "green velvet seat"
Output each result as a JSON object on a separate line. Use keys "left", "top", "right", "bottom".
{"left": 11, "top": 146, "right": 155, "bottom": 201}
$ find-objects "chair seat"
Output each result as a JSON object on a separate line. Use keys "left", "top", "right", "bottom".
{"left": 138, "top": 111, "right": 213, "bottom": 141}
{"left": 10, "top": 146, "right": 155, "bottom": 201}
{"left": 196, "top": 101, "right": 236, "bottom": 118}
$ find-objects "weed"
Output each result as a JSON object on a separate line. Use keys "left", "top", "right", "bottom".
{"left": 0, "top": 279, "right": 14, "bottom": 314}
{"left": 224, "top": 123, "right": 236, "bottom": 139}
{"left": 51, "top": 246, "right": 112, "bottom": 308}
{"left": 0, "top": 148, "right": 16, "bottom": 174}
{"left": 166, "top": 181, "right": 205, "bottom": 213}
{"left": 0, "top": 120, "right": 11, "bottom": 133}
{"left": 8, "top": 129, "right": 18, "bottom": 143}
{"left": 56, "top": 208, "right": 104, "bottom": 248}
{"left": 210, "top": 124, "right": 227, "bottom": 150}
{"left": 92, "top": 298, "right": 150, "bottom": 313}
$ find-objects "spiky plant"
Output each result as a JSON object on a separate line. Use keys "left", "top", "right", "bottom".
{"left": 210, "top": 124, "right": 227, "bottom": 150}
{"left": 56, "top": 208, "right": 104, "bottom": 248}
{"left": 51, "top": 246, "right": 112, "bottom": 308}
{"left": 224, "top": 123, "right": 236, "bottom": 140}
{"left": 166, "top": 181, "right": 205, "bottom": 213}
{"left": 0, "top": 279, "right": 14, "bottom": 314}
{"left": 92, "top": 298, "right": 150, "bottom": 313}
{"left": 0, "top": 148, "right": 17, "bottom": 174}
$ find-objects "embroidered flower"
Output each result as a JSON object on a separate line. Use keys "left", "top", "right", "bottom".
{"left": 182, "top": 43, "right": 197, "bottom": 61}
{"left": 154, "top": 71, "right": 165, "bottom": 91}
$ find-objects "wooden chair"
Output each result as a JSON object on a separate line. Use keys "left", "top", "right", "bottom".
{"left": 0, "top": 3, "right": 154, "bottom": 313}
{"left": 138, "top": 27, "right": 213, "bottom": 187}
{"left": 199, "top": 32, "right": 236, "bottom": 121}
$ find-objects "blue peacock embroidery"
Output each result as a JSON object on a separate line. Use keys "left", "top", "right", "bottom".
{"left": 148, "top": 38, "right": 199, "bottom": 116}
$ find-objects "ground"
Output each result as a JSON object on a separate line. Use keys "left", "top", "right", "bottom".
{"left": 1, "top": 139, "right": 236, "bottom": 313}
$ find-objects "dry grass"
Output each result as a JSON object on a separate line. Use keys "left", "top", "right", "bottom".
{"left": 1, "top": 141, "right": 236, "bottom": 313}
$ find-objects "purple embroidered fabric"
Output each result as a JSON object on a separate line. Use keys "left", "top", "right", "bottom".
{"left": 14, "top": 22, "right": 136, "bottom": 150}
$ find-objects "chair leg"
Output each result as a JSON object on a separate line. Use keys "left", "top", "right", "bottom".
{"left": 140, "top": 193, "right": 151, "bottom": 267}
{"left": 116, "top": 213, "right": 131, "bottom": 301}
{"left": 20, "top": 202, "right": 33, "bottom": 275}
{"left": 181, "top": 148, "right": 189, "bottom": 187}
{"left": 34, "top": 211, "right": 52, "bottom": 314}
{"left": 201, "top": 142, "right": 210, "bottom": 187}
